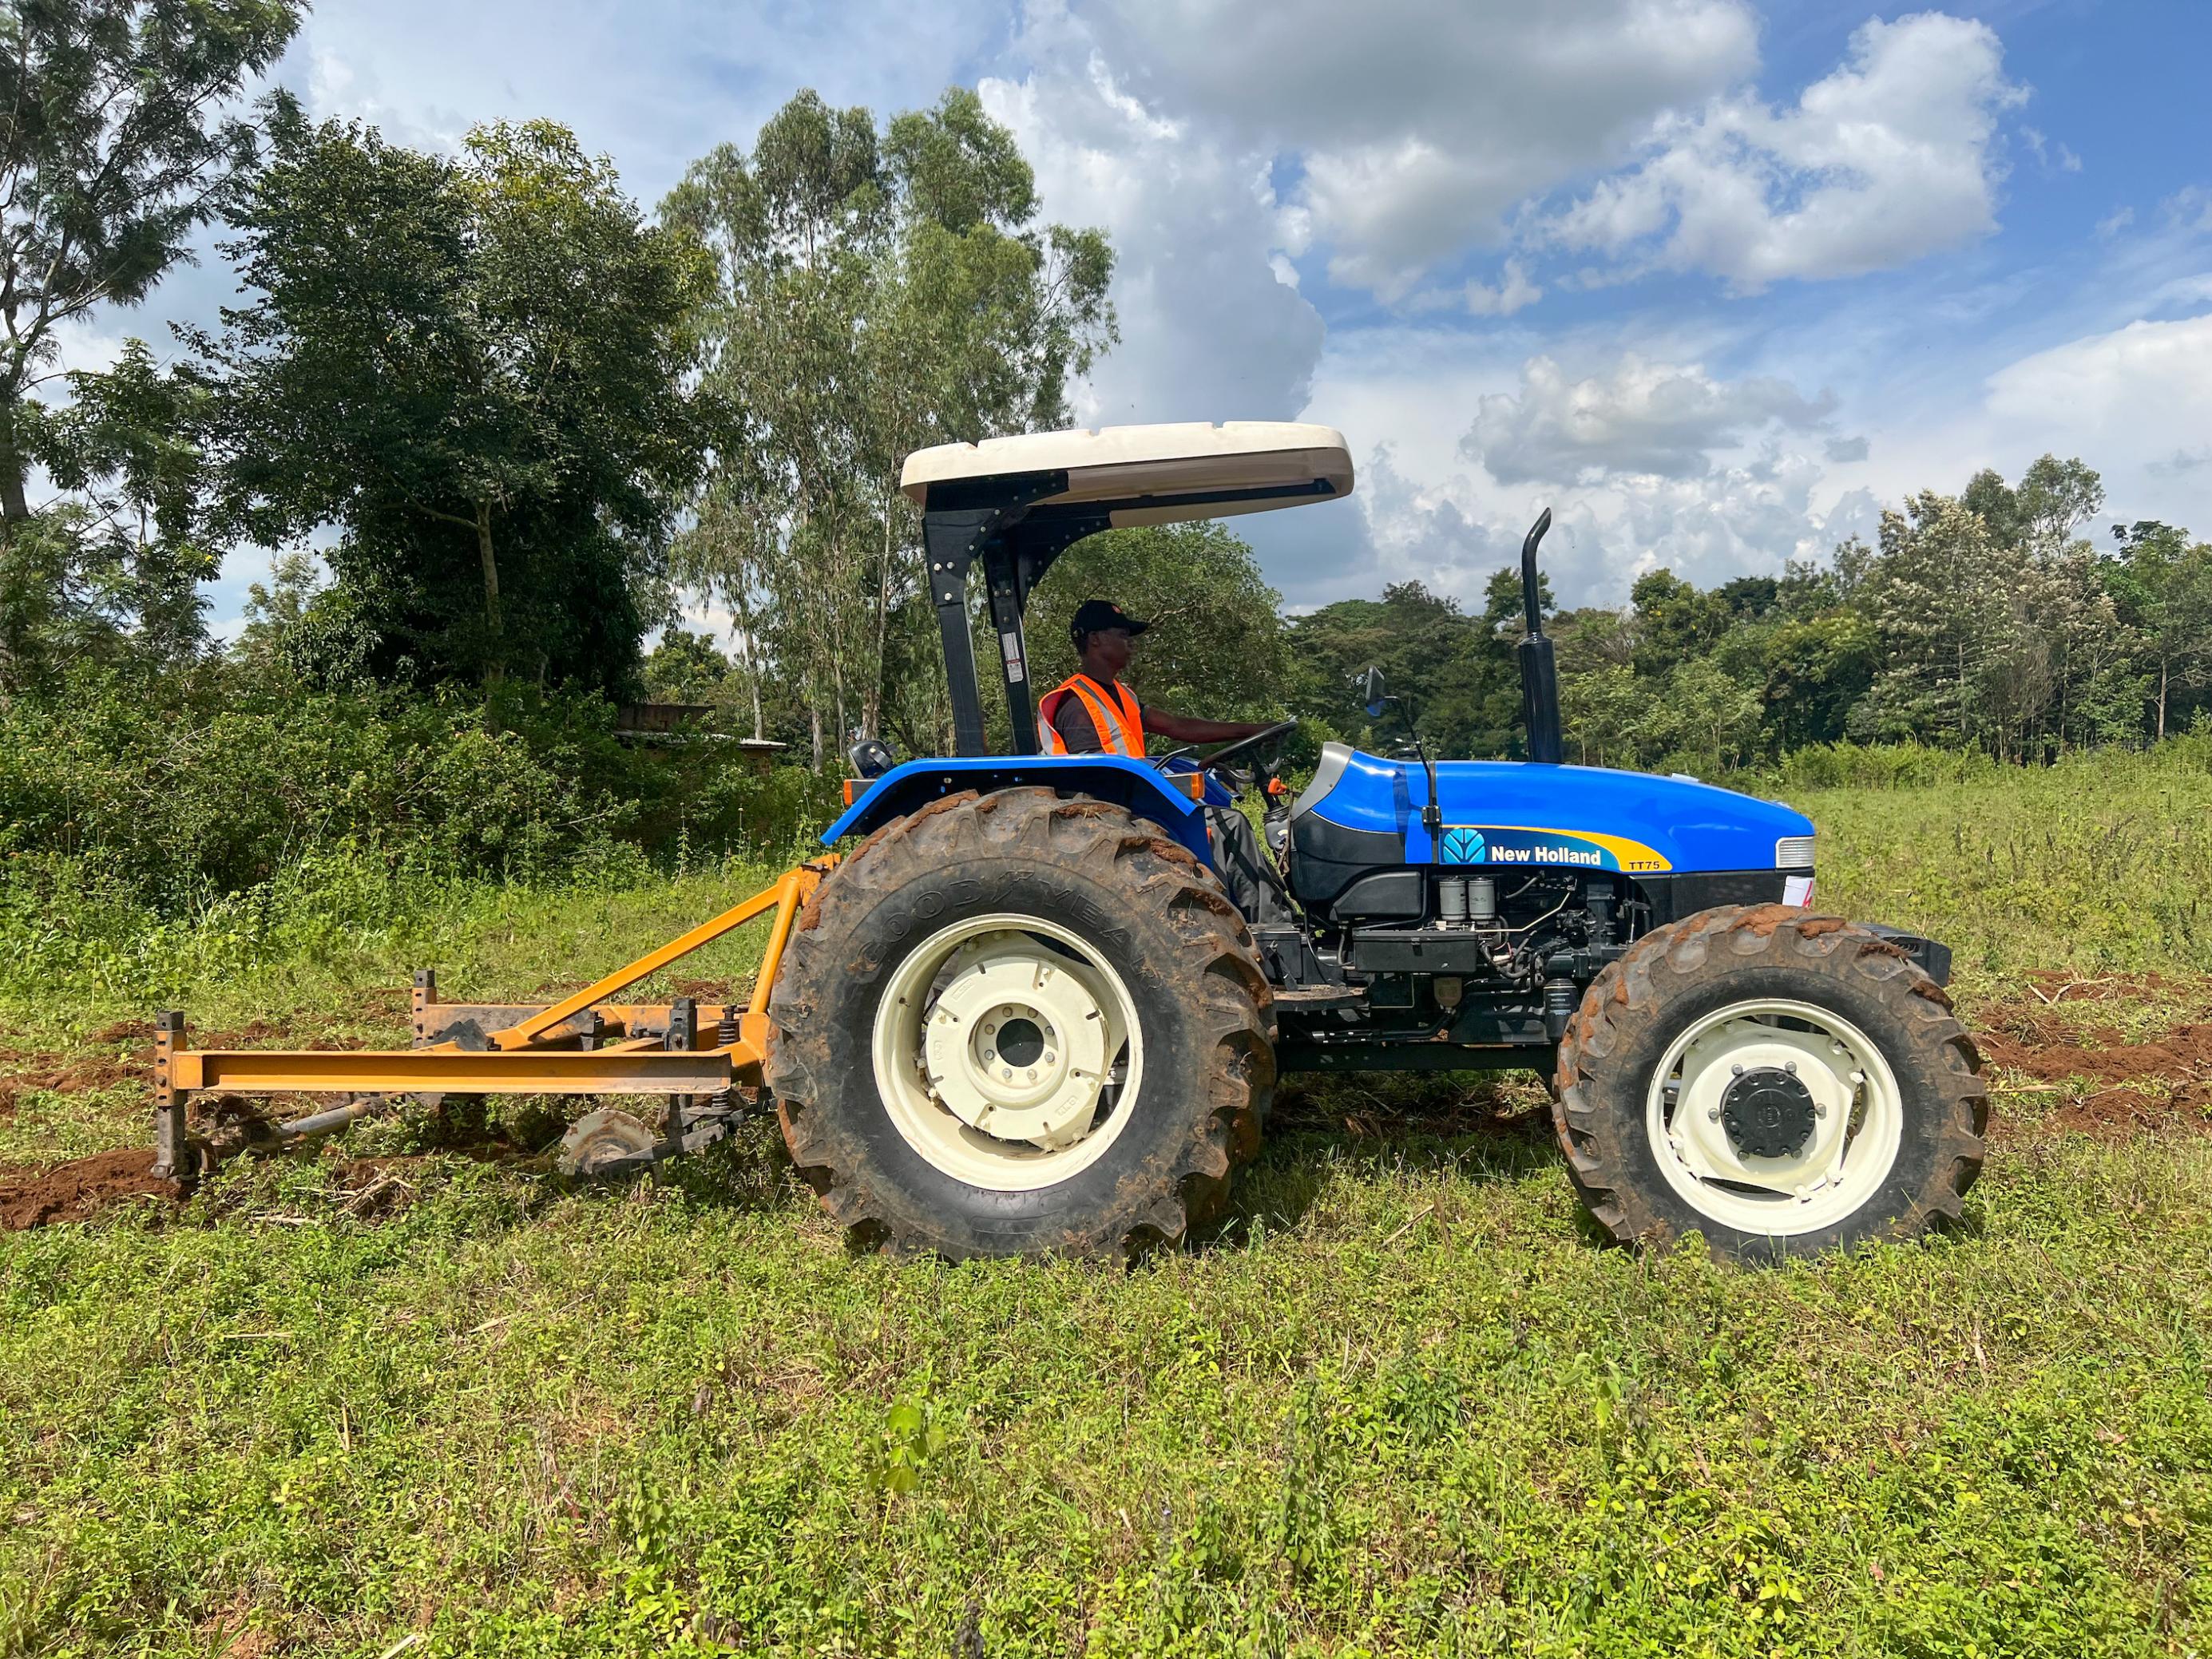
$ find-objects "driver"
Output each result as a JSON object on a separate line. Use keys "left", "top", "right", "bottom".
{"left": 1039, "top": 599, "right": 1293, "bottom": 922}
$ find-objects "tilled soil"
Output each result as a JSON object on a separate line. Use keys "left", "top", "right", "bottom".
{"left": 1969, "top": 972, "right": 2212, "bottom": 1141}
{"left": 0, "top": 1149, "right": 176, "bottom": 1230}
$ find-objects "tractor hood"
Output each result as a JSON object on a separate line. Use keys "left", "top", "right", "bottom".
{"left": 1294, "top": 746, "right": 1814, "bottom": 875}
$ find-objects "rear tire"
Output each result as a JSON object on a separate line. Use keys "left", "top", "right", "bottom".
{"left": 766, "top": 789, "right": 1274, "bottom": 1259}
{"left": 1553, "top": 904, "right": 1985, "bottom": 1261}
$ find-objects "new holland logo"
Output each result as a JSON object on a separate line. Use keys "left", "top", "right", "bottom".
{"left": 1440, "top": 827, "right": 1487, "bottom": 864}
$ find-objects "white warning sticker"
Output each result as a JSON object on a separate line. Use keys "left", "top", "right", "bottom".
{"left": 999, "top": 631, "right": 1025, "bottom": 683}
{"left": 1783, "top": 874, "right": 1814, "bottom": 908}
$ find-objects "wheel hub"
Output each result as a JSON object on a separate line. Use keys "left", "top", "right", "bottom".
{"left": 1718, "top": 1065, "right": 1818, "bottom": 1159}
{"left": 922, "top": 940, "right": 1112, "bottom": 1150}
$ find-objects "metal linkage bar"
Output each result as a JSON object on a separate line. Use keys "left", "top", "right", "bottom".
{"left": 489, "top": 861, "right": 827, "bottom": 1051}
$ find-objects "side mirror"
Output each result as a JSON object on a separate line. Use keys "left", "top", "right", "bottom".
{"left": 1354, "top": 666, "right": 1389, "bottom": 719}
{"left": 847, "top": 737, "right": 895, "bottom": 779}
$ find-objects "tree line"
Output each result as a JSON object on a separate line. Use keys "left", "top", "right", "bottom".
{"left": 2, "top": 0, "right": 2205, "bottom": 787}
{"left": 1279, "top": 455, "right": 2211, "bottom": 776}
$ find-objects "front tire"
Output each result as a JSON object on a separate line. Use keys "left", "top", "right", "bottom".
{"left": 1553, "top": 905, "right": 1986, "bottom": 1261}
{"left": 766, "top": 789, "right": 1274, "bottom": 1259}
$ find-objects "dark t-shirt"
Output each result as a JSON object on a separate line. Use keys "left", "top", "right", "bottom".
{"left": 1051, "top": 682, "right": 1151, "bottom": 754}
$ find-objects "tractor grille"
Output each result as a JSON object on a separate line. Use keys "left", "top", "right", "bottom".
{"left": 1774, "top": 835, "right": 1816, "bottom": 869}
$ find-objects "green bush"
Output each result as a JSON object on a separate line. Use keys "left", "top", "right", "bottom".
{"left": 0, "top": 666, "right": 838, "bottom": 912}
{"left": 1757, "top": 740, "right": 2000, "bottom": 793}
{"left": 0, "top": 665, "right": 846, "bottom": 1005}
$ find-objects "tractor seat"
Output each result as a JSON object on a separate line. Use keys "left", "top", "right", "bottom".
{"left": 1286, "top": 742, "right": 1415, "bottom": 912}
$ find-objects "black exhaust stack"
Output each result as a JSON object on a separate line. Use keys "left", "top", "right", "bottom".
{"left": 1517, "top": 508, "right": 1563, "bottom": 764}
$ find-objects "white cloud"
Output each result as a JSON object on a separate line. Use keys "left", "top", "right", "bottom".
{"left": 1461, "top": 354, "right": 1838, "bottom": 485}
{"left": 1344, "top": 434, "right": 1865, "bottom": 608}
{"left": 2020, "top": 125, "right": 2080, "bottom": 176}
{"left": 2163, "top": 185, "right": 2212, "bottom": 235}
{"left": 287, "top": 0, "right": 1012, "bottom": 200}
{"left": 1358, "top": 443, "right": 1507, "bottom": 581}
{"left": 1546, "top": 13, "right": 2024, "bottom": 289}
{"left": 1465, "top": 260, "right": 1542, "bottom": 318}
{"left": 1278, "top": 325, "right": 1880, "bottom": 611}
{"left": 305, "top": 46, "right": 466, "bottom": 152}
{"left": 982, "top": 25, "right": 1325, "bottom": 424}
{"left": 1084, "top": 0, "right": 1759, "bottom": 298}
{"left": 1982, "top": 311, "right": 2212, "bottom": 531}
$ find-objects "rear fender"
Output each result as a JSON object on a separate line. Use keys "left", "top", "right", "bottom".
{"left": 824, "top": 754, "right": 1211, "bottom": 861}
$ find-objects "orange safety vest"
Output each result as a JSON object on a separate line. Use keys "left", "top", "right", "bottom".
{"left": 1037, "top": 674, "right": 1146, "bottom": 757}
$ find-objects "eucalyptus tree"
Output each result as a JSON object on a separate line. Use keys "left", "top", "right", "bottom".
{"left": 197, "top": 116, "right": 709, "bottom": 690}
{"left": 0, "top": 0, "right": 299, "bottom": 691}
{"left": 6, "top": 337, "right": 216, "bottom": 683}
{"left": 0, "top": 0, "right": 301, "bottom": 529}
{"left": 2107, "top": 521, "right": 2212, "bottom": 741}
{"left": 662, "top": 88, "right": 1113, "bottom": 761}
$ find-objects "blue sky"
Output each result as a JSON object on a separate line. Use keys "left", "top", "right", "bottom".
{"left": 59, "top": 0, "right": 2212, "bottom": 628}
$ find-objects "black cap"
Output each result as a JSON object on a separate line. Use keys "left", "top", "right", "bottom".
{"left": 1069, "top": 598, "right": 1150, "bottom": 646}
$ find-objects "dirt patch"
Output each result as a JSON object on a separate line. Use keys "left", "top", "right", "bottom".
{"left": 1979, "top": 1024, "right": 2212, "bottom": 1089}
{"left": 0, "top": 1149, "right": 178, "bottom": 1230}
{"left": 0, "top": 1051, "right": 145, "bottom": 1094}
{"left": 1973, "top": 983, "right": 2212, "bottom": 1142}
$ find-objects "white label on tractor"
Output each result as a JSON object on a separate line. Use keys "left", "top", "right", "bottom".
{"left": 1784, "top": 874, "right": 1814, "bottom": 908}
{"left": 1000, "top": 631, "right": 1025, "bottom": 683}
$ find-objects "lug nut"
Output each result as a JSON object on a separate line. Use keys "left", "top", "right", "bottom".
{"left": 1001, "top": 1068, "right": 1013, "bottom": 1080}
{"left": 983, "top": 1050, "right": 996, "bottom": 1063}
{"left": 1043, "top": 1051, "right": 1055, "bottom": 1064}
{"left": 1026, "top": 1069, "right": 1037, "bottom": 1081}
{"left": 1784, "top": 1061, "right": 1798, "bottom": 1075}
{"left": 1730, "top": 1063, "right": 1745, "bottom": 1076}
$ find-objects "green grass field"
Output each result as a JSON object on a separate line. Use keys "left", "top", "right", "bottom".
{"left": 4, "top": 753, "right": 2210, "bottom": 1657}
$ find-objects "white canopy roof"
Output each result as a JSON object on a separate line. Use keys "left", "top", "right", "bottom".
{"left": 899, "top": 421, "right": 1354, "bottom": 528}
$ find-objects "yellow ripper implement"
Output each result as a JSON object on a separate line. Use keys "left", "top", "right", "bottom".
{"left": 150, "top": 858, "right": 834, "bottom": 1183}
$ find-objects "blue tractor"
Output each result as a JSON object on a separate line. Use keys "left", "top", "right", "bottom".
{"left": 767, "top": 422, "right": 1987, "bottom": 1261}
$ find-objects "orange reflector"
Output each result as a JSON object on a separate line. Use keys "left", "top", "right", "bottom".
{"left": 842, "top": 778, "right": 864, "bottom": 807}
{"left": 1171, "top": 771, "right": 1205, "bottom": 800}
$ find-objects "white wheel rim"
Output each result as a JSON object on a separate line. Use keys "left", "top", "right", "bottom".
{"left": 871, "top": 913, "right": 1144, "bottom": 1192}
{"left": 1643, "top": 997, "right": 1905, "bottom": 1237}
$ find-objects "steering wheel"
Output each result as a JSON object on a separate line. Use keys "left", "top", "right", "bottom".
{"left": 1153, "top": 718, "right": 1301, "bottom": 786}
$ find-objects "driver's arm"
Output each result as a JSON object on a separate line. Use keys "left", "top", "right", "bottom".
{"left": 1144, "top": 708, "right": 1274, "bottom": 744}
